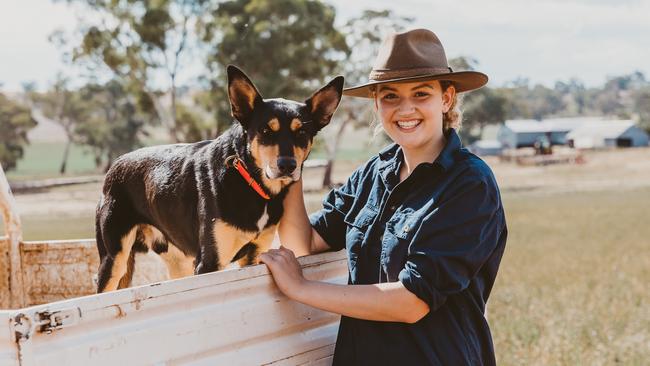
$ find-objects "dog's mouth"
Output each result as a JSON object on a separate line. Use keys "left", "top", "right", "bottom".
{"left": 264, "top": 165, "right": 300, "bottom": 182}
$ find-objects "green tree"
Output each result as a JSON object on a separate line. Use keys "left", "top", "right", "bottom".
{"left": 633, "top": 87, "right": 650, "bottom": 134}
{"left": 449, "top": 57, "right": 506, "bottom": 143}
{"left": 589, "top": 72, "right": 646, "bottom": 118}
{"left": 60, "top": 0, "right": 209, "bottom": 142}
{"left": 26, "top": 75, "right": 86, "bottom": 174}
{"left": 198, "top": 0, "right": 350, "bottom": 138}
{"left": 461, "top": 88, "right": 507, "bottom": 143}
{"left": 74, "top": 80, "right": 155, "bottom": 170}
{"left": 554, "top": 78, "right": 587, "bottom": 115}
{"left": 0, "top": 93, "right": 38, "bottom": 171}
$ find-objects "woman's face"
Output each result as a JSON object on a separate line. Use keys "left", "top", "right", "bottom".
{"left": 375, "top": 80, "right": 455, "bottom": 153}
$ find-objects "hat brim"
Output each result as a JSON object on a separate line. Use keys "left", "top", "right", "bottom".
{"left": 343, "top": 71, "right": 488, "bottom": 98}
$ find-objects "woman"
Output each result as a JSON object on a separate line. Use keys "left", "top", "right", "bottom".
{"left": 260, "top": 29, "right": 507, "bottom": 366}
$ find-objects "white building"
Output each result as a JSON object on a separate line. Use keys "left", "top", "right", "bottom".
{"left": 497, "top": 117, "right": 595, "bottom": 148}
{"left": 566, "top": 120, "right": 649, "bottom": 148}
{"left": 468, "top": 140, "right": 503, "bottom": 156}
{"left": 497, "top": 117, "right": 649, "bottom": 149}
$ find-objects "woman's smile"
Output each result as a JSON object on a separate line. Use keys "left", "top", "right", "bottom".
{"left": 395, "top": 119, "right": 422, "bottom": 131}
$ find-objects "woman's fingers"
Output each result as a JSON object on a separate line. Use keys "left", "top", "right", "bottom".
{"left": 259, "top": 252, "right": 277, "bottom": 264}
{"left": 261, "top": 247, "right": 300, "bottom": 270}
{"left": 277, "top": 246, "right": 296, "bottom": 259}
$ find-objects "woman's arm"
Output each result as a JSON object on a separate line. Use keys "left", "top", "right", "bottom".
{"left": 260, "top": 246, "right": 430, "bottom": 324}
{"left": 278, "top": 180, "right": 332, "bottom": 256}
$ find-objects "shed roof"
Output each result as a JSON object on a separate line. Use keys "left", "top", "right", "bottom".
{"left": 504, "top": 117, "right": 604, "bottom": 133}
{"left": 566, "top": 120, "right": 638, "bottom": 139}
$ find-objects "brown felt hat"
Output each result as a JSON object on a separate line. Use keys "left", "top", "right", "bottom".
{"left": 344, "top": 29, "right": 488, "bottom": 98}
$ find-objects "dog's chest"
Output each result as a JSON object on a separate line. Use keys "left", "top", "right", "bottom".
{"left": 256, "top": 205, "right": 269, "bottom": 232}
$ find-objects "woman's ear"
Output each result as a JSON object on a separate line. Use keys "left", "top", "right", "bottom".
{"left": 442, "top": 84, "right": 456, "bottom": 113}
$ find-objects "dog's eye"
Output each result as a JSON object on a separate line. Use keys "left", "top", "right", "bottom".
{"left": 261, "top": 127, "right": 272, "bottom": 136}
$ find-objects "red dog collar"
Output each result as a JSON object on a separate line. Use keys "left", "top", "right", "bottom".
{"left": 226, "top": 155, "right": 271, "bottom": 200}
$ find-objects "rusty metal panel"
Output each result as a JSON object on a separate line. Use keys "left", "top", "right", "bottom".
{"left": 0, "top": 164, "right": 26, "bottom": 309}
{"left": 0, "top": 251, "right": 346, "bottom": 366}
{"left": 19, "top": 240, "right": 99, "bottom": 306}
{"left": 0, "top": 236, "right": 9, "bottom": 309}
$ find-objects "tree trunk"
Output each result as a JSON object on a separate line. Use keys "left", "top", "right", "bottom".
{"left": 321, "top": 117, "right": 351, "bottom": 189}
{"left": 104, "top": 152, "right": 114, "bottom": 173}
{"left": 59, "top": 138, "right": 72, "bottom": 175}
{"left": 150, "top": 91, "right": 180, "bottom": 143}
{"left": 321, "top": 160, "right": 334, "bottom": 188}
{"left": 170, "top": 81, "right": 180, "bottom": 143}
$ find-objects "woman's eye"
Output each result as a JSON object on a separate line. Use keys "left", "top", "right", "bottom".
{"left": 414, "top": 91, "right": 430, "bottom": 97}
{"left": 382, "top": 93, "right": 398, "bottom": 100}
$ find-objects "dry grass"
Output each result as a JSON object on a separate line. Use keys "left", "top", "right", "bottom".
{"left": 3, "top": 147, "right": 650, "bottom": 364}
{"left": 492, "top": 188, "right": 650, "bottom": 365}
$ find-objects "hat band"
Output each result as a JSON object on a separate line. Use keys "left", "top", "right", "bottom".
{"left": 369, "top": 67, "right": 452, "bottom": 81}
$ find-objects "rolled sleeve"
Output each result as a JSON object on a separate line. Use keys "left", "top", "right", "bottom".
{"left": 309, "top": 169, "right": 361, "bottom": 251}
{"left": 398, "top": 173, "right": 505, "bottom": 310}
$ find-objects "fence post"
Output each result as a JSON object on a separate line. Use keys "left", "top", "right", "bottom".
{"left": 0, "top": 164, "right": 26, "bottom": 308}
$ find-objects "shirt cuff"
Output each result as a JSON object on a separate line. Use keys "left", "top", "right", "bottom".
{"left": 398, "top": 260, "right": 447, "bottom": 311}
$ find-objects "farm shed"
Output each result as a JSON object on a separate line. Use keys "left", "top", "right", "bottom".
{"left": 566, "top": 120, "right": 649, "bottom": 148}
{"left": 497, "top": 117, "right": 596, "bottom": 148}
{"left": 468, "top": 140, "right": 503, "bottom": 156}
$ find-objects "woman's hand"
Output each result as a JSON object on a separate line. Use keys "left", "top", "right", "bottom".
{"left": 260, "top": 247, "right": 429, "bottom": 323}
{"left": 259, "top": 246, "right": 307, "bottom": 299}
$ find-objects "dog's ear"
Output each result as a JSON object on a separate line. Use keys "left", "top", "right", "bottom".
{"left": 227, "top": 65, "right": 263, "bottom": 128}
{"left": 305, "top": 76, "right": 344, "bottom": 130}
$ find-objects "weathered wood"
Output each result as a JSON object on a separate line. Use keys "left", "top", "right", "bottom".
{"left": 0, "top": 164, "right": 25, "bottom": 308}
{"left": 0, "top": 236, "right": 9, "bottom": 308}
{"left": 19, "top": 240, "right": 99, "bottom": 306}
{"left": 0, "top": 250, "right": 347, "bottom": 365}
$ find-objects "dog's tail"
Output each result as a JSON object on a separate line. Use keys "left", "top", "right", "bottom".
{"left": 94, "top": 200, "right": 105, "bottom": 289}
{"left": 95, "top": 197, "right": 107, "bottom": 260}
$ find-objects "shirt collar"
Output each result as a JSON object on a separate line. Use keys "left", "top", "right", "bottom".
{"left": 435, "top": 128, "right": 461, "bottom": 172}
{"left": 378, "top": 128, "right": 462, "bottom": 173}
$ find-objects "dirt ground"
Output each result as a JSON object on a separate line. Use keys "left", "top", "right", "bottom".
{"left": 10, "top": 146, "right": 650, "bottom": 217}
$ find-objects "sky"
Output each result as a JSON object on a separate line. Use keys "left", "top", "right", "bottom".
{"left": 1, "top": 0, "right": 649, "bottom": 92}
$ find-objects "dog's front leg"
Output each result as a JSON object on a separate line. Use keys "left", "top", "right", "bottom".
{"left": 195, "top": 216, "right": 220, "bottom": 275}
{"left": 238, "top": 225, "right": 277, "bottom": 267}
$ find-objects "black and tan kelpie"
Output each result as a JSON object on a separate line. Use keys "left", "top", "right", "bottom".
{"left": 95, "top": 65, "right": 343, "bottom": 292}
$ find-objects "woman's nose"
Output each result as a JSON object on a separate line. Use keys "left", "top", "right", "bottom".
{"left": 397, "top": 104, "right": 416, "bottom": 115}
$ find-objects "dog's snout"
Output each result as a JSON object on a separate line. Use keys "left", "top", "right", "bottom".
{"left": 277, "top": 157, "right": 297, "bottom": 175}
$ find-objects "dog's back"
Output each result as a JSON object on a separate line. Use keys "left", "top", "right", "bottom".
{"left": 95, "top": 65, "right": 344, "bottom": 292}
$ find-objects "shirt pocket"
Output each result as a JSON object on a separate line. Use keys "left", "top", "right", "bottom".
{"left": 343, "top": 205, "right": 378, "bottom": 270}
{"left": 382, "top": 213, "right": 418, "bottom": 281}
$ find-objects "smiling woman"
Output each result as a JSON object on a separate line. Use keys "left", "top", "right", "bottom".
{"left": 264, "top": 29, "right": 508, "bottom": 366}
{"left": 373, "top": 81, "right": 455, "bottom": 174}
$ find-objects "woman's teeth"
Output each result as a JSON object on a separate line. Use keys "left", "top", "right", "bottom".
{"left": 397, "top": 119, "right": 421, "bottom": 129}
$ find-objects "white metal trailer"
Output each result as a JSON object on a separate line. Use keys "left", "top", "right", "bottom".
{"left": 0, "top": 165, "right": 345, "bottom": 365}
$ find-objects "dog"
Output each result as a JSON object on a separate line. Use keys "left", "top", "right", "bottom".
{"left": 95, "top": 65, "right": 344, "bottom": 292}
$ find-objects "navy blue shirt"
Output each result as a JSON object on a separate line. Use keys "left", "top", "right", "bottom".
{"left": 309, "top": 129, "right": 507, "bottom": 366}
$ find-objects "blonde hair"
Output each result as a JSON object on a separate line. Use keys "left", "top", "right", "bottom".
{"left": 370, "top": 80, "right": 462, "bottom": 135}
{"left": 439, "top": 80, "right": 462, "bottom": 132}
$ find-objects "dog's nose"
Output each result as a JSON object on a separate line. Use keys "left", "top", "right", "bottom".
{"left": 277, "top": 157, "right": 297, "bottom": 175}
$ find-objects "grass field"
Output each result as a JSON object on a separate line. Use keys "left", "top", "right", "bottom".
{"left": 7, "top": 142, "right": 99, "bottom": 180}
{"left": 7, "top": 131, "right": 382, "bottom": 181}
{"left": 2, "top": 144, "right": 650, "bottom": 365}
{"left": 491, "top": 188, "right": 650, "bottom": 365}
